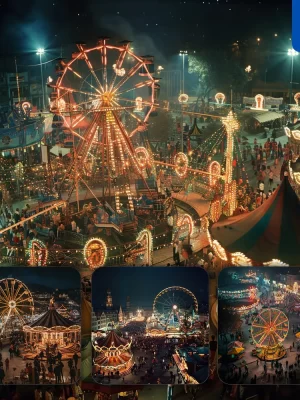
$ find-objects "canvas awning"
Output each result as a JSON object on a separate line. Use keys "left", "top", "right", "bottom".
{"left": 252, "top": 112, "right": 284, "bottom": 124}
{"left": 211, "top": 176, "right": 300, "bottom": 265}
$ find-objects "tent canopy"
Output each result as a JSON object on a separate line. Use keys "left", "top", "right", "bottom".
{"left": 211, "top": 177, "right": 300, "bottom": 265}
{"left": 227, "top": 347, "right": 244, "bottom": 355}
{"left": 252, "top": 111, "right": 284, "bottom": 124}
{"left": 188, "top": 118, "right": 203, "bottom": 136}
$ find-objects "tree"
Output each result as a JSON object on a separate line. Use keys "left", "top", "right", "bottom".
{"left": 188, "top": 54, "right": 218, "bottom": 106}
{"left": 188, "top": 51, "right": 249, "bottom": 107}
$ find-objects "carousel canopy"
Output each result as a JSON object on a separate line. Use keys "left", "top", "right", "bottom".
{"left": 188, "top": 118, "right": 203, "bottom": 136}
{"left": 95, "top": 330, "right": 129, "bottom": 348}
{"left": 211, "top": 177, "right": 300, "bottom": 264}
{"left": 29, "top": 307, "right": 75, "bottom": 328}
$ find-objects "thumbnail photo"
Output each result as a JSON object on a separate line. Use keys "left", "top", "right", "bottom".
{"left": 0, "top": 267, "right": 81, "bottom": 384}
{"left": 218, "top": 267, "right": 300, "bottom": 384}
{"left": 92, "top": 267, "right": 209, "bottom": 385}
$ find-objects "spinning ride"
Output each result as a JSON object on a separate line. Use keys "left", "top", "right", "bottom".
{"left": 251, "top": 308, "right": 289, "bottom": 360}
{"left": 23, "top": 298, "right": 80, "bottom": 350}
{"left": 0, "top": 278, "right": 34, "bottom": 334}
{"left": 153, "top": 286, "right": 198, "bottom": 331}
{"left": 49, "top": 39, "right": 159, "bottom": 208}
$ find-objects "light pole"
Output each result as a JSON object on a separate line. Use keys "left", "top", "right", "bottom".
{"left": 36, "top": 48, "right": 45, "bottom": 110}
{"left": 179, "top": 50, "right": 188, "bottom": 152}
{"left": 179, "top": 50, "right": 188, "bottom": 93}
{"left": 288, "top": 48, "right": 298, "bottom": 104}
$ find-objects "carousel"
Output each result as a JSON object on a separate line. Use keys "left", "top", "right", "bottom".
{"left": 93, "top": 330, "right": 133, "bottom": 375}
{"left": 23, "top": 298, "right": 80, "bottom": 348}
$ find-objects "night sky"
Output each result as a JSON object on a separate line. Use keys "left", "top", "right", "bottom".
{"left": 0, "top": 1, "right": 291, "bottom": 61}
{"left": 92, "top": 267, "right": 208, "bottom": 310}
{"left": 0, "top": 267, "right": 80, "bottom": 290}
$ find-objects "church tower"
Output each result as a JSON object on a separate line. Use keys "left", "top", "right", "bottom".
{"left": 106, "top": 289, "right": 113, "bottom": 308}
{"left": 119, "top": 306, "right": 123, "bottom": 323}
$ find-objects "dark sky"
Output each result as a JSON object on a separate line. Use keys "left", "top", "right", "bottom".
{"left": 0, "top": 267, "right": 80, "bottom": 290}
{"left": 0, "top": 0, "right": 291, "bottom": 62}
{"left": 92, "top": 267, "right": 208, "bottom": 310}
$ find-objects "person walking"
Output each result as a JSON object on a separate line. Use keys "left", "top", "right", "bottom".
{"left": 45, "top": 388, "right": 53, "bottom": 400}
{"left": 34, "top": 388, "right": 42, "bottom": 400}
{"left": 173, "top": 241, "right": 180, "bottom": 266}
{"left": 73, "top": 352, "right": 79, "bottom": 369}
{"left": 268, "top": 169, "right": 274, "bottom": 188}
{"left": 70, "top": 365, "right": 76, "bottom": 383}
{"left": 258, "top": 181, "right": 265, "bottom": 196}
{"left": 0, "top": 366, "right": 5, "bottom": 384}
{"left": 54, "top": 363, "right": 61, "bottom": 384}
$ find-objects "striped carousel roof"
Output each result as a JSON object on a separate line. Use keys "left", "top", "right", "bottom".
{"left": 211, "top": 176, "right": 300, "bottom": 264}
{"left": 29, "top": 308, "right": 75, "bottom": 328}
{"left": 95, "top": 330, "right": 129, "bottom": 349}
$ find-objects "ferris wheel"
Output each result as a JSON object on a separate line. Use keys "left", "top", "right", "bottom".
{"left": 0, "top": 278, "right": 34, "bottom": 334}
{"left": 251, "top": 308, "right": 289, "bottom": 350}
{"left": 153, "top": 286, "right": 198, "bottom": 329}
{"left": 49, "top": 39, "right": 159, "bottom": 206}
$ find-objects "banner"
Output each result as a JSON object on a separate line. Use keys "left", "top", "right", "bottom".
{"left": 0, "top": 119, "right": 45, "bottom": 150}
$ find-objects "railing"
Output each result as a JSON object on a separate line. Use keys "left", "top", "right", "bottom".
{"left": 60, "top": 230, "right": 87, "bottom": 246}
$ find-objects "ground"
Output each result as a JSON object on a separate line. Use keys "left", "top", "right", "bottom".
{"left": 0, "top": 343, "right": 80, "bottom": 384}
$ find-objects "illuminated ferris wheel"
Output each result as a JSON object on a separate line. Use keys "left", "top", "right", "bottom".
{"left": 251, "top": 308, "right": 289, "bottom": 359}
{"left": 0, "top": 278, "right": 34, "bottom": 334}
{"left": 49, "top": 39, "right": 159, "bottom": 205}
{"left": 153, "top": 286, "right": 198, "bottom": 329}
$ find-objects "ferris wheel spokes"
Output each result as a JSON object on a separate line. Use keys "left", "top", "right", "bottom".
{"left": 111, "top": 61, "right": 144, "bottom": 95}
{"left": 58, "top": 86, "right": 100, "bottom": 99}
{"left": 67, "top": 64, "right": 102, "bottom": 95}
{"left": 108, "top": 44, "right": 128, "bottom": 92}
{"left": 99, "top": 39, "right": 108, "bottom": 92}
{"left": 77, "top": 43, "right": 105, "bottom": 93}
{"left": 274, "top": 318, "right": 288, "bottom": 327}
{"left": 111, "top": 100, "right": 143, "bottom": 124}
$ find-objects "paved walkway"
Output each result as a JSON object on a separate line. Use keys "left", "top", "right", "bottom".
{"left": 172, "top": 192, "right": 210, "bottom": 218}
{"left": 0, "top": 344, "right": 80, "bottom": 384}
